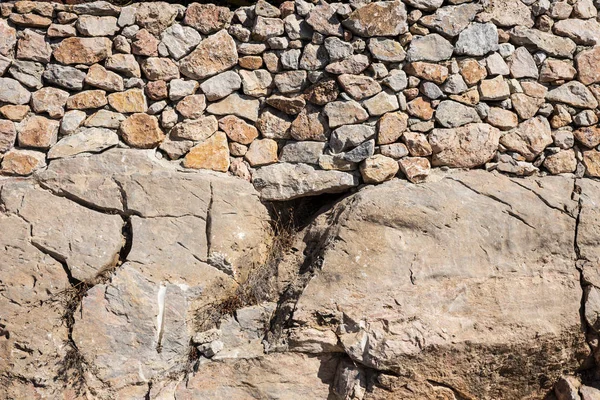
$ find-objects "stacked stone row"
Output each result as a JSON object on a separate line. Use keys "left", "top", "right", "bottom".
{"left": 0, "top": 0, "right": 600, "bottom": 188}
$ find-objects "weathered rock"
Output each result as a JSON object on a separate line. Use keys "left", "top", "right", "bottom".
{"left": 135, "top": 1, "right": 179, "bottom": 36}
{"left": 0, "top": 77, "right": 31, "bottom": 105}
{"left": 435, "top": 100, "right": 481, "bottom": 128}
{"left": 306, "top": 2, "right": 343, "bottom": 37}
{"left": 510, "top": 27, "right": 576, "bottom": 58}
{"left": 405, "top": 62, "right": 448, "bottom": 84}
{"left": 184, "top": 3, "right": 233, "bottom": 35}
{"left": 0, "top": 105, "right": 29, "bottom": 122}
{"left": 406, "top": 96, "right": 435, "bottom": 120}
{"left": 454, "top": 23, "right": 499, "bottom": 57}
{"left": 360, "top": 154, "right": 399, "bottom": 183}
{"left": 252, "top": 162, "right": 359, "bottom": 200}
{"left": 53, "top": 37, "right": 112, "bottom": 65}
{"left": 206, "top": 93, "right": 260, "bottom": 122}
{"left": 119, "top": 113, "right": 164, "bottom": 149}
{"left": 325, "top": 54, "right": 370, "bottom": 75}
{"left": 8, "top": 59, "right": 44, "bottom": 90}
{"left": 0, "top": 19, "right": 16, "bottom": 57}
{"left": 171, "top": 116, "right": 218, "bottom": 141}
{"left": 84, "top": 110, "right": 126, "bottom": 129}
{"left": 183, "top": 131, "right": 230, "bottom": 172}
{"left": 479, "top": 76, "right": 510, "bottom": 101}
{"left": 543, "top": 149, "right": 577, "bottom": 174}
{"left": 324, "top": 37, "right": 353, "bottom": 62}
{"left": 324, "top": 100, "right": 369, "bottom": 128}
{"left": 200, "top": 71, "right": 242, "bottom": 101}
{"left": 574, "top": 126, "right": 600, "bottom": 148}
{"left": 218, "top": 115, "right": 259, "bottom": 145}
{"left": 1, "top": 148, "right": 46, "bottom": 175}
{"left": 407, "top": 34, "right": 454, "bottom": 63}
{"left": 377, "top": 111, "right": 408, "bottom": 144}
{"left": 486, "top": 107, "right": 519, "bottom": 130}
{"left": 583, "top": 149, "right": 600, "bottom": 177}
{"left": 66, "top": 90, "right": 107, "bottom": 110}
{"left": 108, "top": 89, "right": 148, "bottom": 113}
{"left": 478, "top": 0, "right": 534, "bottom": 28}
{"left": 9, "top": 13, "right": 52, "bottom": 28}
{"left": 279, "top": 141, "right": 326, "bottom": 164}
{"left": 274, "top": 70, "right": 308, "bottom": 93}
{"left": 546, "top": 81, "right": 599, "bottom": 109}
{"left": 398, "top": 156, "right": 430, "bottom": 182}
{"left": 161, "top": 24, "right": 201, "bottom": 60}
{"left": 85, "top": 63, "right": 124, "bottom": 92}
{"left": 429, "top": 123, "right": 500, "bottom": 167}
{"left": 48, "top": 128, "right": 119, "bottom": 159}
{"left": 175, "top": 94, "right": 206, "bottom": 119}
{"left": 16, "top": 29, "right": 51, "bottom": 63}
{"left": 106, "top": 54, "right": 142, "bottom": 78}
{"left": 343, "top": 1, "right": 408, "bottom": 37}
{"left": 245, "top": 138, "right": 279, "bottom": 166}
{"left": 368, "top": 38, "right": 406, "bottom": 62}
{"left": 30, "top": 87, "right": 69, "bottom": 119}
{"left": 553, "top": 19, "right": 600, "bottom": 45}
{"left": 169, "top": 79, "right": 199, "bottom": 101}
{"left": 239, "top": 69, "right": 273, "bottom": 97}
{"left": 290, "top": 106, "right": 328, "bottom": 141}
{"left": 0, "top": 119, "right": 16, "bottom": 152}
{"left": 511, "top": 93, "right": 544, "bottom": 119}
{"left": 576, "top": 47, "right": 600, "bottom": 85}
{"left": 330, "top": 124, "right": 376, "bottom": 153}
{"left": 141, "top": 57, "right": 180, "bottom": 81}
{"left": 363, "top": 91, "right": 399, "bottom": 116}
{"left": 76, "top": 15, "right": 119, "bottom": 36}
{"left": 540, "top": 59, "right": 576, "bottom": 83}
{"left": 180, "top": 30, "right": 238, "bottom": 80}
{"left": 500, "top": 116, "right": 553, "bottom": 161}
{"left": 421, "top": 3, "right": 482, "bottom": 37}
{"left": 132, "top": 29, "right": 160, "bottom": 57}
{"left": 338, "top": 74, "right": 381, "bottom": 100}
{"left": 18, "top": 115, "right": 58, "bottom": 149}
{"left": 509, "top": 46, "right": 539, "bottom": 79}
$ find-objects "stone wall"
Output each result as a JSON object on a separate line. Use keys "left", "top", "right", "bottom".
{"left": 0, "top": 0, "right": 599, "bottom": 201}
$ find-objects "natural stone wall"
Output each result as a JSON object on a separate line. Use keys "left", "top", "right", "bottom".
{"left": 0, "top": 0, "right": 600, "bottom": 200}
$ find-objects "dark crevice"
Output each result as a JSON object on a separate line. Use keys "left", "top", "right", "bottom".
{"left": 450, "top": 178, "right": 514, "bottom": 209}
{"left": 426, "top": 379, "right": 470, "bottom": 400}
{"left": 509, "top": 178, "right": 576, "bottom": 218}
{"left": 36, "top": 178, "right": 123, "bottom": 216}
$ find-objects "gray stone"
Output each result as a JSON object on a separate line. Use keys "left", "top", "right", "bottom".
{"left": 305, "top": 2, "right": 343, "bottom": 37}
{"left": 0, "top": 77, "right": 31, "bottom": 105}
{"left": 281, "top": 49, "right": 301, "bottom": 70}
{"left": 299, "top": 44, "right": 329, "bottom": 71}
{"left": 200, "top": 71, "right": 242, "bottom": 101}
{"left": 435, "top": 100, "right": 481, "bottom": 128}
{"left": 338, "top": 74, "right": 382, "bottom": 101}
{"left": 362, "top": 91, "right": 399, "bottom": 116}
{"left": 342, "top": 1, "right": 408, "bottom": 37}
{"left": 343, "top": 139, "right": 375, "bottom": 162}
{"left": 284, "top": 14, "right": 313, "bottom": 41}
{"left": 486, "top": 52, "right": 510, "bottom": 76}
{"left": 252, "top": 16, "right": 285, "bottom": 41}
{"left": 161, "top": 24, "right": 202, "bottom": 60}
{"left": 420, "top": 3, "right": 482, "bottom": 38}
{"left": 510, "top": 27, "right": 576, "bottom": 58}
{"left": 404, "top": 0, "right": 443, "bottom": 11}
{"left": 279, "top": 141, "right": 327, "bottom": 164}
{"left": 84, "top": 110, "right": 126, "bottom": 129}
{"left": 509, "top": 47, "right": 539, "bottom": 79}
{"left": 406, "top": 34, "right": 454, "bottom": 62}
{"left": 324, "top": 100, "right": 369, "bottom": 128}
{"left": 368, "top": 38, "right": 406, "bottom": 62}
{"left": 553, "top": 19, "right": 600, "bottom": 46}
{"left": 76, "top": 15, "right": 119, "bottom": 36}
{"left": 330, "top": 124, "right": 376, "bottom": 153}
{"left": 546, "top": 81, "right": 599, "bottom": 109}
{"left": 48, "top": 128, "right": 119, "bottom": 159}
{"left": 169, "top": 78, "right": 199, "bottom": 101}
{"left": 8, "top": 60, "right": 44, "bottom": 89}
{"left": 324, "top": 37, "right": 354, "bottom": 62}
{"left": 206, "top": 93, "right": 260, "bottom": 122}
{"left": 274, "top": 70, "right": 308, "bottom": 94}
{"left": 325, "top": 54, "right": 370, "bottom": 75}
{"left": 454, "top": 23, "right": 499, "bottom": 57}
{"left": 382, "top": 70, "right": 408, "bottom": 92}
{"left": 252, "top": 162, "right": 359, "bottom": 200}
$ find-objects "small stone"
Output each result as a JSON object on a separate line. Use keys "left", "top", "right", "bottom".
{"left": 175, "top": 95, "right": 206, "bottom": 119}
{"left": 402, "top": 131, "right": 432, "bottom": 156}
{"left": 85, "top": 64, "right": 124, "bottom": 92}
{"left": 479, "top": 76, "right": 510, "bottom": 101}
{"left": 486, "top": 107, "right": 518, "bottom": 130}
{"left": 18, "top": 115, "right": 59, "bottom": 149}
{"left": 1, "top": 149, "right": 46, "bottom": 175}
{"left": 183, "top": 131, "right": 230, "bottom": 172}
{"left": 9, "top": 13, "right": 51, "bottom": 28}
{"left": 244, "top": 138, "right": 278, "bottom": 166}
{"left": 382, "top": 70, "right": 408, "bottom": 92}
{"left": 338, "top": 74, "right": 382, "bottom": 101}
{"left": 108, "top": 89, "right": 148, "bottom": 113}
{"left": 253, "top": 17, "right": 285, "bottom": 41}
{"left": 343, "top": 139, "right": 375, "bottom": 162}
{"left": 486, "top": 52, "right": 510, "bottom": 76}
{"left": 60, "top": 110, "right": 86, "bottom": 135}
{"left": 543, "top": 149, "right": 577, "bottom": 174}
{"left": 290, "top": 106, "right": 328, "bottom": 141}
{"left": 405, "top": 62, "right": 449, "bottom": 84}
{"left": 169, "top": 79, "right": 199, "bottom": 101}
{"left": 53, "top": 37, "right": 112, "bottom": 65}
{"left": 16, "top": 29, "right": 51, "bottom": 63}
{"left": 509, "top": 26, "right": 576, "bottom": 59}
{"left": 84, "top": 110, "right": 125, "bottom": 129}
{"left": 500, "top": 116, "right": 553, "bottom": 161}
{"left": 574, "top": 126, "right": 600, "bottom": 148}
{"left": 239, "top": 69, "right": 273, "bottom": 97}
{"left": 435, "top": 100, "right": 481, "bottom": 128}
{"left": 319, "top": 154, "right": 357, "bottom": 171}
{"left": 511, "top": 93, "right": 543, "bottom": 119}
{"left": 76, "top": 16, "right": 119, "bottom": 37}
{"left": 330, "top": 124, "right": 376, "bottom": 153}
{"left": 342, "top": 1, "right": 408, "bottom": 37}
{"left": 219, "top": 115, "right": 259, "bottom": 144}
{"left": 324, "top": 100, "right": 369, "bottom": 128}
{"left": 48, "top": 128, "right": 119, "bottom": 159}
{"left": 299, "top": 44, "right": 328, "bottom": 71}
{"left": 0, "top": 119, "right": 16, "bottom": 152}
{"left": 459, "top": 59, "right": 487, "bottom": 85}
{"left": 539, "top": 59, "right": 576, "bottom": 83}
{"left": 399, "top": 157, "right": 430, "bottom": 183}
{"left": 306, "top": 2, "right": 343, "bottom": 37}
{"left": 575, "top": 46, "right": 600, "bottom": 85}
{"left": 0, "top": 105, "right": 29, "bottom": 122}
{"left": 31, "top": 87, "right": 69, "bottom": 119}
{"left": 256, "top": 109, "right": 292, "bottom": 139}
{"left": 325, "top": 54, "right": 370, "bottom": 75}
{"left": 406, "top": 97, "right": 434, "bottom": 120}
{"left": 66, "top": 90, "right": 107, "bottom": 110}
{"left": 454, "top": 23, "right": 499, "bottom": 56}
{"left": 509, "top": 47, "right": 539, "bottom": 79}
{"left": 141, "top": 57, "right": 180, "bottom": 81}
{"left": 161, "top": 24, "right": 201, "bottom": 61}
{"left": 380, "top": 143, "right": 409, "bottom": 159}
{"left": 206, "top": 93, "right": 260, "bottom": 122}
{"left": 180, "top": 31, "right": 238, "bottom": 80}
{"left": 170, "top": 116, "right": 218, "bottom": 141}
{"left": 420, "top": 3, "right": 482, "bottom": 38}
{"left": 8, "top": 60, "right": 43, "bottom": 90}
{"left": 159, "top": 137, "right": 194, "bottom": 160}
{"left": 72, "top": 1, "right": 120, "bottom": 17}
{"left": 325, "top": 37, "right": 353, "bottom": 62}
{"left": 305, "top": 78, "right": 338, "bottom": 105}
{"left": 132, "top": 29, "right": 159, "bottom": 57}
{"left": 266, "top": 95, "right": 306, "bottom": 115}
{"left": 239, "top": 56, "right": 264, "bottom": 70}
{"left": 284, "top": 14, "right": 312, "bottom": 41}
{"left": 574, "top": 110, "right": 598, "bottom": 127}
{"left": 377, "top": 111, "right": 408, "bottom": 144}
{"left": 546, "top": 81, "right": 599, "bottom": 109}
{"left": 360, "top": 154, "right": 399, "bottom": 183}
{"left": 279, "top": 141, "right": 325, "bottom": 164}
{"left": 0, "top": 19, "right": 16, "bottom": 57}
{"left": 183, "top": 3, "right": 233, "bottom": 35}
{"left": 367, "top": 38, "right": 406, "bottom": 63}
{"left": 363, "top": 91, "right": 399, "bottom": 116}
{"left": 106, "top": 54, "right": 141, "bottom": 78}
{"left": 146, "top": 81, "right": 168, "bottom": 101}
{"left": 256, "top": 0, "right": 281, "bottom": 18}
{"left": 119, "top": 113, "right": 164, "bottom": 149}
{"left": 200, "top": 71, "right": 242, "bottom": 101}
{"left": 406, "top": 34, "right": 453, "bottom": 62}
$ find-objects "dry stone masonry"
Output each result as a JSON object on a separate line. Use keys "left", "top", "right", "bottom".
{"left": 0, "top": 0, "right": 599, "bottom": 200}
{"left": 3, "top": 0, "right": 600, "bottom": 399}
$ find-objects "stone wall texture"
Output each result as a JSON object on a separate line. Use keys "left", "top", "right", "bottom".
{"left": 3, "top": 0, "right": 600, "bottom": 399}
{"left": 0, "top": 0, "right": 599, "bottom": 200}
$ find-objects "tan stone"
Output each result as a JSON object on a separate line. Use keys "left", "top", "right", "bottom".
{"left": 119, "top": 113, "right": 164, "bottom": 149}
{"left": 584, "top": 149, "right": 600, "bottom": 177}
{"left": 183, "top": 131, "right": 230, "bottom": 172}
{"left": 543, "top": 150, "right": 577, "bottom": 174}
{"left": 403, "top": 131, "right": 432, "bottom": 156}
{"left": 170, "top": 117, "right": 218, "bottom": 141}
{"left": 180, "top": 30, "right": 238, "bottom": 80}
{"left": 16, "top": 29, "right": 51, "bottom": 63}
{"left": 0, "top": 119, "right": 16, "bottom": 152}
{"left": 398, "top": 156, "right": 430, "bottom": 183}
{"left": 360, "top": 155, "right": 399, "bottom": 184}
{"left": 18, "top": 115, "right": 58, "bottom": 149}
{"left": 342, "top": 1, "right": 408, "bottom": 37}
{"left": 486, "top": 107, "right": 518, "bottom": 130}
{"left": 574, "top": 126, "right": 600, "bottom": 148}
{"left": 500, "top": 116, "right": 553, "bottom": 161}
{"left": 511, "top": 93, "right": 544, "bottom": 119}
{"left": 405, "top": 62, "right": 449, "bottom": 84}
{"left": 0, "top": 19, "right": 16, "bottom": 57}
{"left": 540, "top": 59, "right": 577, "bottom": 83}
{"left": 146, "top": 80, "right": 168, "bottom": 101}
{"left": 53, "top": 37, "right": 112, "bottom": 65}
{"left": 576, "top": 46, "right": 600, "bottom": 85}
{"left": 66, "top": 90, "right": 107, "bottom": 110}
{"left": 406, "top": 97, "right": 434, "bottom": 120}
{"left": 430, "top": 123, "right": 501, "bottom": 168}
{"left": 219, "top": 115, "right": 259, "bottom": 145}
{"left": 132, "top": 29, "right": 159, "bottom": 57}
{"left": 175, "top": 95, "right": 206, "bottom": 119}
{"left": 479, "top": 76, "right": 510, "bottom": 101}
{"left": 108, "top": 89, "right": 148, "bottom": 113}
{"left": 290, "top": 106, "right": 328, "bottom": 141}
{"left": 141, "top": 57, "right": 180, "bottom": 81}
{"left": 135, "top": 2, "right": 179, "bottom": 36}
{"left": 245, "top": 138, "right": 279, "bottom": 166}
{"left": 85, "top": 64, "right": 124, "bottom": 92}
{"left": 450, "top": 88, "right": 480, "bottom": 105}
{"left": 239, "top": 56, "right": 263, "bottom": 70}
{"left": 0, "top": 105, "right": 29, "bottom": 122}
{"left": 305, "top": 79, "right": 339, "bottom": 106}
{"left": 9, "top": 13, "right": 51, "bottom": 28}
{"left": 520, "top": 81, "right": 548, "bottom": 98}
{"left": 1, "top": 149, "right": 46, "bottom": 175}
{"left": 377, "top": 111, "right": 409, "bottom": 144}
{"left": 183, "top": 3, "right": 233, "bottom": 35}
{"left": 459, "top": 59, "right": 487, "bottom": 85}
{"left": 31, "top": 87, "right": 69, "bottom": 119}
